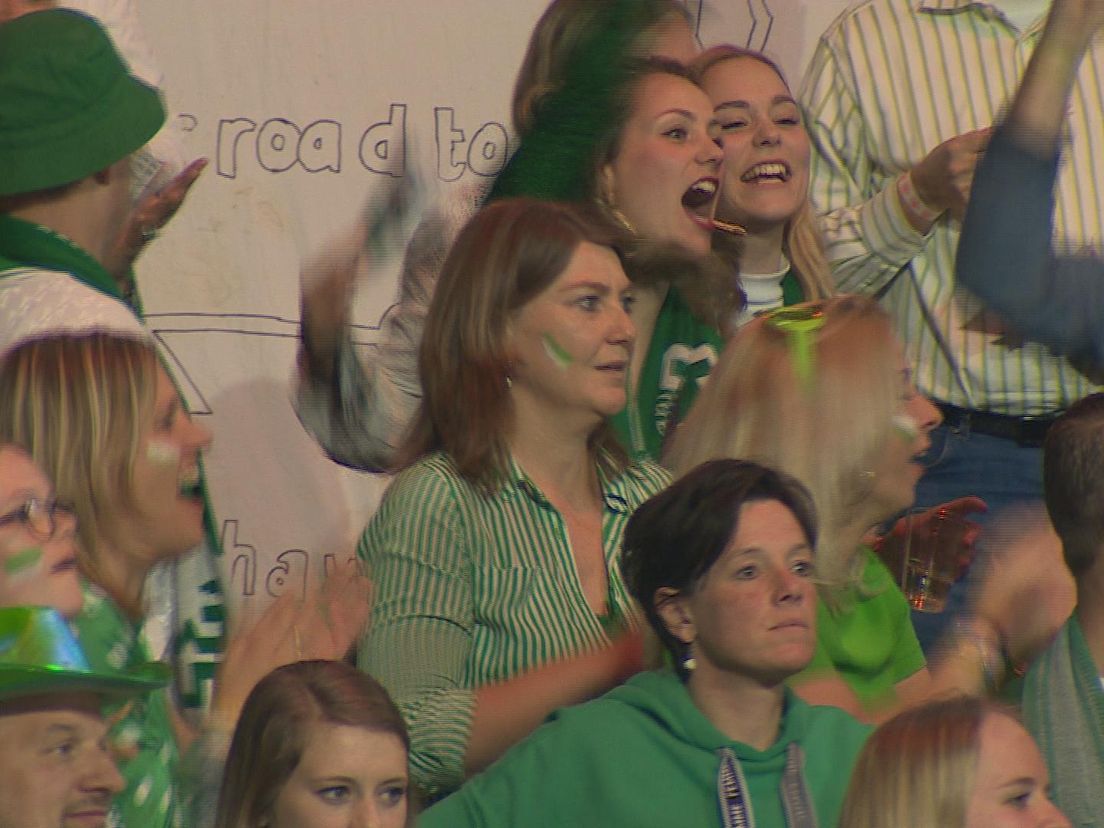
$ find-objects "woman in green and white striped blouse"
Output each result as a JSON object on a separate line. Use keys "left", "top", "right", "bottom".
{"left": 358, "top": 199, "right": 671, "bottom": 799}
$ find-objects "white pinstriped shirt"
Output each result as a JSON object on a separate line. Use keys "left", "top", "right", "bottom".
{"left": 800, "top": 0, "right": 1103, "bottom": 414}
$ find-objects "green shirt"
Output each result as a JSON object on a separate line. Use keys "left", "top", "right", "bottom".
{"left": 794, "top": 548, "right": 926, "bottom": 706}
{"left": 422, "top": 670, "right": 871, "bottom": 828}
{"left": 611, "top": 286, "right": 722, "bottom": 461}
{"left": 357, "top": 451, "right": 670, "bottom": 796}
{"left": 74, "top": 583, "right": 180, "bottom": 828}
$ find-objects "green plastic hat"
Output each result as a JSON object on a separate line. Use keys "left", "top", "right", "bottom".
{"left": 0, "top": 9, "right": 166, "bottom": 196}
{"left": 0, "top": 606, "right": 168, "bottom": 700}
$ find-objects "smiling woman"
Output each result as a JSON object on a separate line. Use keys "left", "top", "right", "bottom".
{"left": 0, "top": 332, "right": 197, "bottom": 827}
{"left": 693, "top": 45, "right": 834, "bottom": 328}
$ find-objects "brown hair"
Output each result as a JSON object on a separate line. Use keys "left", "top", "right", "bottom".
{"left": 1044, "top": 392, "right": 1104, "bottom": 576}
{"left": 691, "top": 44, "right": 834, "bottom": 303}
{"left": 214, "top": 660, "right": 410, "bottom": 828}
{"left": 0, "top": 333, "right": 157, "bottom": 614}
{"left": 396, "top": 197, "right": 629, "bottom": 488}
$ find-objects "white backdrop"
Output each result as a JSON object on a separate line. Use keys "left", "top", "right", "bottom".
{"left": 133, "top": 0, "right": 855, "bottom": 621}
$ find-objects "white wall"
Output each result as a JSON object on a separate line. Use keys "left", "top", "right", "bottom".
{"left": 133, "top": 0, "right": 856, "bottom": 619}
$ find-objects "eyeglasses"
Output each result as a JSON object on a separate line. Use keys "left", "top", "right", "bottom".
{"left": 0, "top": 498, "right": 77, "bottom": 541}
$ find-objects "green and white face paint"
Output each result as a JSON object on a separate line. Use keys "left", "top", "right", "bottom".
{"left": 146, "top": 439, "right": 180, "bottom": 466}
{"left": 542, "top": 333, "right": 574, "bottom": 370}
{"left": 146, "top": 439, "right": 202, "bottom": 498}
{"left": 3, "top": 545, "right": 42, "bottom": 578}
{"left": 892, "top": 413, "right": 920, "bottom": 442}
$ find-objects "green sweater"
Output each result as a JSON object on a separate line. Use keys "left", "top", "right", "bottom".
{"left": 421, "top": 669, "right": 870, "bottom": 828}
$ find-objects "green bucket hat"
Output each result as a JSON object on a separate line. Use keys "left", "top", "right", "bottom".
{"left": 0, "top": 606, "right": 168, "bottom": 701}
{"left": 0, "top": 9, "right": 166, "bottom": 197}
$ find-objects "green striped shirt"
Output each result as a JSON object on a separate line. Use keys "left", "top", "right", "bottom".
{"left": 801, "top": 0, "right": 1102, "bottom": 414}
{"left": 357, "top": 451, "right": 670, "bottom": 796}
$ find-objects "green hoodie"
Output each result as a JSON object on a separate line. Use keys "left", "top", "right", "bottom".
{"left": 421, "top": 670, "right": 871, "bottom": 828}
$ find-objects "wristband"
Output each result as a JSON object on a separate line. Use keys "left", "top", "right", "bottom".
{"left": 897, "top": 172, "right": 943, "bottom": 226}
{"left": 951, "top": 618, "right": 1007, "bottom": 693}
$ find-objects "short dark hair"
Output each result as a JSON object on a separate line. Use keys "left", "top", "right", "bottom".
{"left": 621, "top": 459, "right": 818, "bottom": 678}
{"left": 1043, "top": 393, "right": 1104, "bottom": 576}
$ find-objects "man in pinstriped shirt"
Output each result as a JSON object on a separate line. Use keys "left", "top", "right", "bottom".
{"left": 799, "top": 0, "right": 1103, "bottom": 646}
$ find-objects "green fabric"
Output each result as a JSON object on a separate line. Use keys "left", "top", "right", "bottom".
{"left": 421, "top": 669, "right": 871, "bottom": 828}
{"left": 794, "top": 548, "right": 926, "bottom": 706}
{"left": 610, "top": 286, "right": 722, "bottom": 461}
{"left": 487, "top": 0, "right": 669, "bottom": 203}
{"left": 781, "top": 268, "right": 804, "bottom": 307}
{"left": 0, "top": 213, "right": 127, "bottom": 304}
{"left": 358, "top": 452, "right": 670, "bottom": 796}
{"left": 0, "top": 218, "right": 226, "bottom": 713}
{"left": 0, "top": 9, "right": 164, "bottom": 195}
{"left": 74, "top": 582, "right": 180, "bottom": 828}
{"left": 1022, "top": 614, "right": 1104, "bottom": 827}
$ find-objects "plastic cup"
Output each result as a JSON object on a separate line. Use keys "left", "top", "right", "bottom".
{"left": 881, "top": 508, "right": 969, "bottom": 613}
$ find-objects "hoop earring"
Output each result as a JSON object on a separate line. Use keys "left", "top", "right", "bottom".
{"left": 595, "top": 189, "right": 635, "bottom": 235}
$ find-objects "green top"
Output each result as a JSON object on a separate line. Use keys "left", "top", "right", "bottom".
{"left": 74, "top": 582, "right": 180, "bottom": 828}
{"left": 611, "top": 286, "right": 722, "bottom": 462}
{"left": 794, "top": 548, "right": 926, "bottom": 706}
{"left": 357, "top": 451, "right": 670, "bottom": 797}
{"left": 421, "top": 669, "right": 871, "bottom": 828}
{"left": 781, "top": 268, "right": 804, "bottom": 306}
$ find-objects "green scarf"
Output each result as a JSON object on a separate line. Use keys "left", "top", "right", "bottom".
{"left": 1022, "top": 614, "right": 1104, "bottom": 827}
{"left": 0, "top": 213, "right": 142, "bottom": 311}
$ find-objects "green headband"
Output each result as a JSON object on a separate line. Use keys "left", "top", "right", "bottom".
{"left": 763, "top": 305, "right": 827, "bottom": 388}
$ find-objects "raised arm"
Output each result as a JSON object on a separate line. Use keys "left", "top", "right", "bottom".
{"left": 294, "top": 186, "right": 474, "bottom": 471}
{"left": 800, "top": 25, "right": 989, "bottom": 294}
{"left": 956, "top": 0, "right": 1104, "bottom": 365}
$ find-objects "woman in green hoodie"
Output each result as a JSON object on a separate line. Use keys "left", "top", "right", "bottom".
{"left": 419, "top": 459, "right": 871, "bottom": 828}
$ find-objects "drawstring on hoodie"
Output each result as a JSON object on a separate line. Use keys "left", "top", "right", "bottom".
{"left": 717, "top": 743, "right": 819, "bottom": 828}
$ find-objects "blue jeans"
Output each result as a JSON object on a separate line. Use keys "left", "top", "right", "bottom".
{"left": 908, "top": 422, "right": 1044, "bottom": 652}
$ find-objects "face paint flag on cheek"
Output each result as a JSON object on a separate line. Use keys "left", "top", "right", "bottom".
{"left": 542, "top": 333, "right": 574, "bottom": 370}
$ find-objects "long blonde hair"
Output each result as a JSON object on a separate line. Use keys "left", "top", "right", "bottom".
{"left": 691, "top": 44, "right": 833, "bottom": 303}
{"left": 664, "top": 296, "right": 899, "bottom": 591}
{"left": 0, "top": 333, "right": 157, "bottom": 614}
